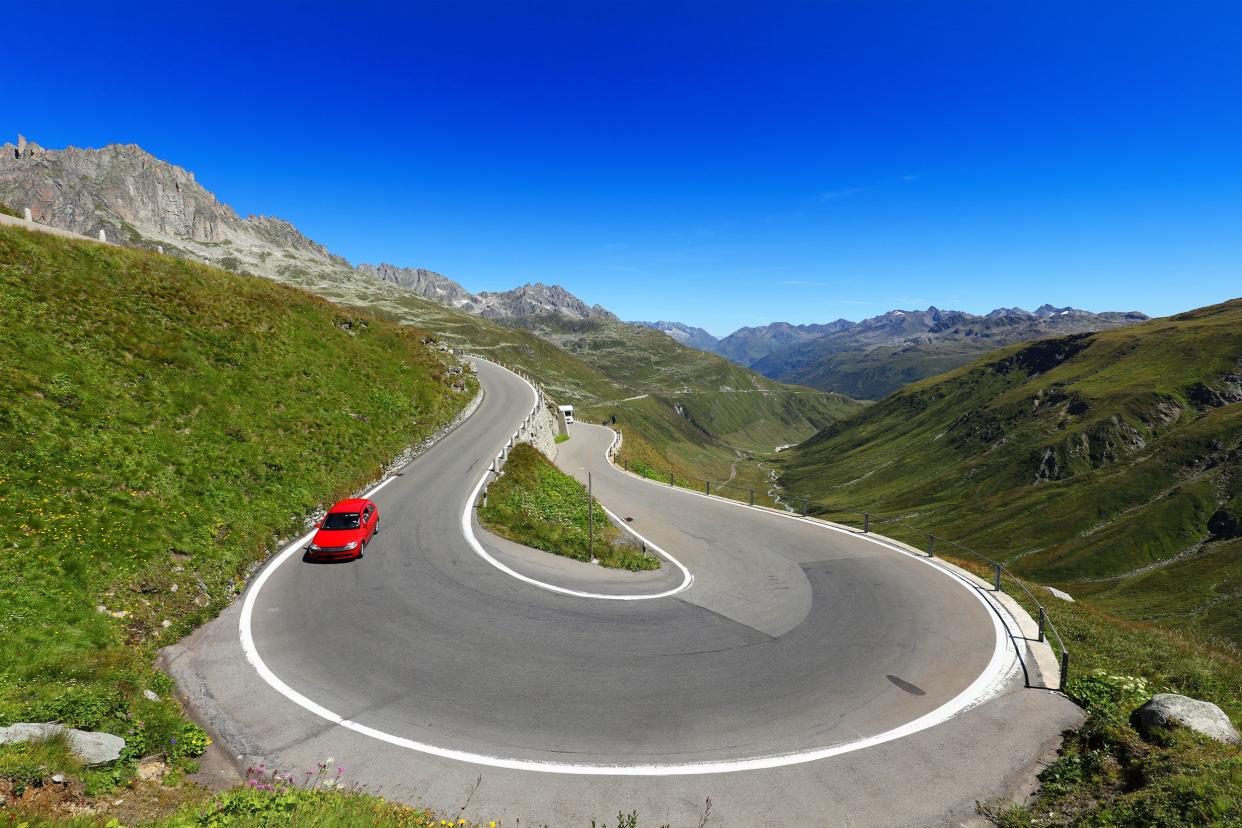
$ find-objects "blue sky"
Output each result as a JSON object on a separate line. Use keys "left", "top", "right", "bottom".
{"left": 5, "top": 1, "right": 1240, "bottom": 335}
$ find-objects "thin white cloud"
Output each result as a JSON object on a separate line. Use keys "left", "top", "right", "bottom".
{"left": 815, "top": 187, "right": 864, "bottom": 203}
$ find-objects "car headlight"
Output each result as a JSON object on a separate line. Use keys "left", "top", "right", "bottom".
{"left": 308, "top": 543, "right": 322, "bottom": 551}
{"left": 343, "top": 541, "right": 358, "bottom": 550}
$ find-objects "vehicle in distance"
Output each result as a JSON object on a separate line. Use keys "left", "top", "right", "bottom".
{"left": 558, "top": 404, "right": 574, "bottom": 424}
{"left": 305, "top": 498, "right": 379, "bottom": 561}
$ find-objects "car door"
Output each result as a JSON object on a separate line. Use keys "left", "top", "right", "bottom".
{"left": 362, "top": 504, "right": 376, "bottom": 541}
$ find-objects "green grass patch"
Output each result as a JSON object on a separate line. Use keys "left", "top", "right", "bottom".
{"left": 0, "top": 226, "right": 472, "bottom": 793}
{"left": 554, "top": 433, "right": 570, "bottom": 444}
{"left": 0, "top": 202, "right": 21, "bottom": 219}
{"left": 480, "top": 444, "right": 658, "bottom": 571}
{"left": 0, "top": 733, "right": 82, "bottom": 798}
{"left": 978, "top": 597, "right": 1241, "bottom": 826}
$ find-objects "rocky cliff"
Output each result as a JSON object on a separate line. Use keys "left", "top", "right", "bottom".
{"left": 0, "top": 137, "right": 362, "bottom": 294}
{"left": 0, "top": 135, "right": 615, "bottom": 322}
{"left": 475, "top": 282, "right": 617, "bottom": 321}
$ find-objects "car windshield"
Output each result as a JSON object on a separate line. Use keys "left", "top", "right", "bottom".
{"left": 322, "top": 512, "right": 361, "bottom": 530}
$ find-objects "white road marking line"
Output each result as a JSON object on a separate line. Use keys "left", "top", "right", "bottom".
{"left": 237, "top": 362, "right": 1015, "bottom": 776}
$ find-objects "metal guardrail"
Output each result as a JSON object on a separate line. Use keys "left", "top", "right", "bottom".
{"left": 615, "top": 435, "right": 1070, "bottom": 691}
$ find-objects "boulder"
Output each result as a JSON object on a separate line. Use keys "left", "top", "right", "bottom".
{"left": 0, "top": 722, "right": 126, "bottom": 765}
{"left": 1133, "top": 694, "right": 1241, "bottom": 745}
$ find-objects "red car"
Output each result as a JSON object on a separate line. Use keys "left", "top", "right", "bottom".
{"left": 305, "top": 498, "right": 379, "bottom": 562}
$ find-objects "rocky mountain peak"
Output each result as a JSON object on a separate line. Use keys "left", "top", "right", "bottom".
{"left": 356, "top": 263, "right": 477, "bottom": 309}
{"left": 475, "top": 282, "right": 618, "bottom": 321}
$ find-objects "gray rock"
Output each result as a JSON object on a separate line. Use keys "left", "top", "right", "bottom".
{"left": 0, "top": 136, "right": 620, "bottom": 325}
{"left": 1133, "top": 694, "right": 1241, "bottom": 745}
{"left": 143, "top": 689, "right": 161, "bottom": 702}
{"left": 475, "top": 282, "right": 618, "bottom": 321}
{"left": 1046, "top": 586, "right": 1075, "bottom": 602}
{"left": 0, "top": 722, "right": 126, "bottom": 765}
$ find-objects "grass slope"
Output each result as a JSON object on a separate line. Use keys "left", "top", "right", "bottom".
{"left": 495, "top": 313, "right": 864, "bottom": 482}
{"left": 479, "top": 443, "right": 657, "bottom": 570}
{"left": 984, "top": 598, "right": 1241, "bottom": 826}
{"left": 780, "top": 298, "right": 1242, "bottom": 643}
{"left": 0, "top": 226, "right": 472, "bottom": 785}
{"left": 337, "top": 292, "right": 865, "bottom": 487}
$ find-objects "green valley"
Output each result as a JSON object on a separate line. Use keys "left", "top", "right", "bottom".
{"left": 779, "top": 298, "right": 1242, "bottom": 644}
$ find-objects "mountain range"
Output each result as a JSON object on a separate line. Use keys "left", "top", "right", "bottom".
{"left": 0, "top": 136, "right": 615, "bottom": 323}
{"left": 0, "top": 134, "right": 855, "bottom": 490}
{"left": 644, "top": 305, "right": 1149, "bottom": 400}
{"left": 0, "top": 134, "right": 1149, "bottom": 406}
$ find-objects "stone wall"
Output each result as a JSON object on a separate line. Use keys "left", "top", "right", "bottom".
{"left": 520, "top": 399, "right": 560, "bottom": 461}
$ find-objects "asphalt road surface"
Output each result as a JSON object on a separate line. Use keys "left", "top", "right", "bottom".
{"left": 166, "top": 359, "right": 1082, "bottom": 825}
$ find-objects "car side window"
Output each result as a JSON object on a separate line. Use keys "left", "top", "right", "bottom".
{"left": 363, "top": 506, "right": 373, "bottom": 523}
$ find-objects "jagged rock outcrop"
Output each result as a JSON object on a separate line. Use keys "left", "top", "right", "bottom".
{"left": 357, "top": 263, "right": 478, "bottom": 309}
{"left": 0, "top": 136, "right": 358, "bottom": 289}
{"left": 475, "top": 282, "right": 617, "bottom": 321}
{"left": 632, "top": 320, "right": 720, "bottom": 351}
{"left": 0, "top": 135, "right": 617, "bottom": 323}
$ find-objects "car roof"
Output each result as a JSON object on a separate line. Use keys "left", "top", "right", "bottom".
{"left": 328, "top": 498, "right": 371, "bottom": 512}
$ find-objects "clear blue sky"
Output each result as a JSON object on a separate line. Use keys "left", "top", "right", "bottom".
{"left": 6, "top": 1, "right": 1240, "bottom": 335}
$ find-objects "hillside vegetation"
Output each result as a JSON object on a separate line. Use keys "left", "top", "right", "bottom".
{"left": 2, "top": 139, "right": 862, "bottom": 488}
{"left": 479, "top": 443, "right": 657, "bottom": 570}
{"left": 780, "top": 298, "right": 1242, "bottom": 644}
{"left": 0, "top": 226, "right": 472, "bottom": 781}
{"left": 359, "top": 294, "right": 863, "bottom": 487}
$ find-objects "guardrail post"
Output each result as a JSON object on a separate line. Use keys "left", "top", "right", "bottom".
{"left": 749, "top": 489, "right": 755, "bottom": 506}
{"left": 993, "top": 563, "right": 1002, "bottom": 591}
{"left": 1060, "top": 650, "right": 1069, "bottom": 690}
{"left": 863, "top": 513, "right": 870, "bottom": 533}
{"left": 802, "top": 498, "right": 808, "bottom": 516}
{"left": 669, "top": 470, "right": 674, "bottom": 486}
{"left": 706, "top": 480, "right": 711, "bottom": 496}
{"left": 624, "top": 459, "right": 629, "bottom": 472}
{"left": 927, "top": 535, "right": 935, "bottom": 557}
{"left": 1038, "top": 606, "right": 1046, "bottom": 642}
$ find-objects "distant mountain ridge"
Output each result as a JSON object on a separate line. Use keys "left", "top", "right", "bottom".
{"left": 0, "top": 135, "right": 613, "bottom": 322}
{"left": 631, "top": 320, "right": 720, "bottom": 351}
{"left": 711, "top": 320, "right": 854, "bottom": 365}
{"left": 641, "top": 304, "right": 1148, "bottom": 399}
{"left": 357, "top": 262, "right": 616, "bottom": 321}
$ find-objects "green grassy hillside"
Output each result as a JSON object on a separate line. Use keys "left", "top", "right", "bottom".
{"left": 333, "top": 290, "right": 864, "bottom": 486}
{"left": 0, "top": 225, "right": 472, "bottom": 767}
{"left": 757, "top": 338, "right": 992, "bottom": 400}
{"left": 780, "top": 298, "right": 1242, "bottom": 644}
